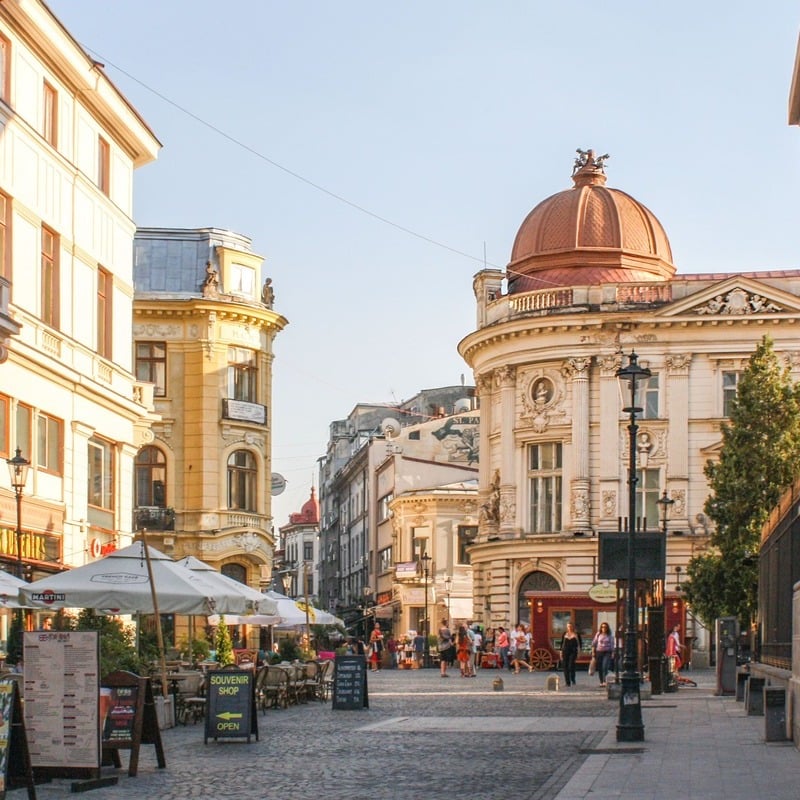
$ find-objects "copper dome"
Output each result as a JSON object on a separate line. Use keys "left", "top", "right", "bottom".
{"left": 507, "top": 151, "right": 675, "bottom": 294}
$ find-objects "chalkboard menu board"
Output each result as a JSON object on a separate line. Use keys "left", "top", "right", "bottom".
{"left": 101, "top": 671, "right": 165, "bottom": 778}
{"left": 332, "top": 655, "right": 369, "bottom": 710}
{"left": 101, "top": 684, "right": 138, "bottom": 744}
{"left": 0, "top": 679, "right": 35, "bottom": 799}
{"left": 204, "top": 668, "right": 258, "bottom": 744}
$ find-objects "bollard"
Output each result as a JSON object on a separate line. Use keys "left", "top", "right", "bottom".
{"left": 764, "top": 687, "right": 787, "bottom": 741}
{"left": 745, "top": 676, "right": 765, "bottom": 716}
{"left": 736, "top": 671, "right": 748, "bottom": 702}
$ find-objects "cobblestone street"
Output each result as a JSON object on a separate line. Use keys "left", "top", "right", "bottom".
{"left": 23, "top": 667, "right": 615, "bottom": 800}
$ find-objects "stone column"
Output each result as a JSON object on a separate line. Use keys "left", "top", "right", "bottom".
{"left": 665, "top": 353, "right": 691, "bottom": 529}
{"left": 495, "top": 366, "right": 517, "bottom": 537}
{"left": 475, "top": 372, "right": 492, "bottom": 501}
{"left": 562, "top": 357, "right": 591, "bottom": 534}
{"left": 598, "top": 353, "right": 623, "bottom": 528}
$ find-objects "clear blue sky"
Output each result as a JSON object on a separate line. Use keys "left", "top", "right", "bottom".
{"left": 49, "top": 1, "right": 800, "bottom": 527}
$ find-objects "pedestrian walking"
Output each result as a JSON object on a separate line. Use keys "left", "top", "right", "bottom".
{"left": 496, "top": 626, "right": 510, "bottom": 670}
{"left": 560, "top": 622, "right": 581, "bottom": 687}
{"left": 472, "top": 626, "right": 483, "bottom": 672}
{"left": 512, "top": 623, "right": 533, "bottom": 673}
{"left": 412, "top": 630, "right": 425, "bottom": 666}
{"left": 369, "top": 624, "right": 384, "bottom": 672}
{"left": 591, "top": 622, "right": 615, "bottom": 686}
{"left": 438, "top": 619, "right": 453, "bottom": 677}
{"left": 387, "top": 634, "right": 398, "bottom": 669}
{"left": 456, "top": 625, "right": 473, "bottom": 677}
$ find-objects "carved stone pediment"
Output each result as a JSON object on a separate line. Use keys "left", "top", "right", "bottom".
{"left": 657, "top": 276, "right": 800, "bottom": 318}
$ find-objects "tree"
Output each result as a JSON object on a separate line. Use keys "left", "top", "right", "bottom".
{"left": 683, "top": 336, "right": 800, "bottom": 626}
{"left": 75, "top": 609, "right": 144, "bottom": 676}
{"left": 214, "top": 621, "right": 234, "bottom": 666}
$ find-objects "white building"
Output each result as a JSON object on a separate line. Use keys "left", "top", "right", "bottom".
{"left": 459, "top": 151, "right": 800, "bottom": 668}
{"left": 318, "top": 388, "right": 478, "bottom": 636}
{"left": 0, "top": 0, "right": 159, "bottom": 615}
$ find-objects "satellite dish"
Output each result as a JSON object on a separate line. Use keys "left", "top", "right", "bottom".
{"left": 271, "top": 473, "right": 287, "bottom": 496}
{"left": 381, "top": 418, "right": 401, "bottom": 439}
{"left": 454, "top": 398, "right": 471, "bottom": 413}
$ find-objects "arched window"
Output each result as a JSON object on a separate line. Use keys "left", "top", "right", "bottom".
{"left": 517, "top": 570, "right": 559, "bottom": 625}
{"left": 227, "top": 449, "right": 256, "bottom": 511}
{"left": 135, "top": 446, "right": 166, "bottom": 507}
{"left": 222, "top": 563, "right": 247, "bottom": 584}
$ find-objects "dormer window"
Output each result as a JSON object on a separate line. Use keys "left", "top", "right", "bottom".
{"left": 229, "top": 262, "right": 255, "bottom": 297}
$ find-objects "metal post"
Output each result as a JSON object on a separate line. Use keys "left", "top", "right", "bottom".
{"left": 304, "top": 562, "right": 311, "bottom": 653}
{"left": 422, "top": 553, "right": 431, "bottom": 667}
{"left": 616, "top": 351, "right": 649, "bottom": 742}
{"left": 6, "top": 448, "right": 30, "bottom": 581}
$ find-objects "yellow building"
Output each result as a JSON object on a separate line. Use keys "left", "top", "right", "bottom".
{"left": 132, "top": 228, "right": 287, "bottom": 598}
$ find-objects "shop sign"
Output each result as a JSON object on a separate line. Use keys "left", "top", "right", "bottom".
{"left": 394, "top": 561, "right": 418, "bottom": 579}
{"left": 0, "top": 526, "right": 60, "bottom": 563}
{"left": 398, "top": 586, "right": 425, "bottom": 605}
{"left": 588, "top": 583, "right": 617, "bottom": 604}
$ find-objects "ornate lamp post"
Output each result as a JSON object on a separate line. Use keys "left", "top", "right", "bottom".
{"left": 616, "top": 351, "right": 650, "bottom": 742}
{"left": 6, "top": 448, "right": 30, "bottom": 580}
{"left": 444, "top": 575, "right": 452, "bottom": 623}
{"left": 421, "top": 553, "right": 431, "bottom": 667}
{"left": 658, "top": 490, "right": 674, "bottom": 536}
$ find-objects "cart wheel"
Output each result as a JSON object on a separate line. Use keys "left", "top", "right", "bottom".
{"left": 530, "top": 648, "right": 553, "bottom": 671}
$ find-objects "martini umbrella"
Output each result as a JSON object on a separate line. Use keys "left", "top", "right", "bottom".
{"left": 18, "top": 542, "right": 254, "bottom": 615}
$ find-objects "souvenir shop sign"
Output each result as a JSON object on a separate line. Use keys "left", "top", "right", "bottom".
{"left": 204, "top": 668, "right": 257, "bottom": 744}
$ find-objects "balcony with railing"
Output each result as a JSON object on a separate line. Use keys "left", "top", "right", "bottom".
{"left": 133, "top": 506, "right": 175, "bottom": 531}
{"left": 484, "top": 282, "right": 674, "bottom": 326}
{"left": 0, "top": 277, "right": 22, "bottom": 360}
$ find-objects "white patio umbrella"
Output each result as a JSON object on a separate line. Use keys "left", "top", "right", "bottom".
{"left": 18, "top": 542, "right": 255, "bottom": 615}
{"left": 0, "top": 568, "right": 28, "bottom": 609}
{"left": 266, "top": 590, "right": 344, "bottom": 627}
{"left": 208, "top": 592, "right": 342, "bottom": 628}
{"left": 174, "top": 556, "right": 278, "bottom": 617}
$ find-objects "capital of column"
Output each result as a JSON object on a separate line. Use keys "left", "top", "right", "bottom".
{"left": 561, "top": 357, "right": 591, "bottom": 380}
{"left": 494, "top": 365, "right": 516, "bottom": 389}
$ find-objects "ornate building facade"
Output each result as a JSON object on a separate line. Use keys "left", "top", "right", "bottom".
{"left": 317, "top": 387, "right": 477, "bottom": 635}
{"left": 0, "top": 0, "right": 159, "bottom": 621}
{"left": 132, "top": 227, "right": 287, "bottom": 594}
{"left": 459, "top": 151, "right": 800, "bottom": 667}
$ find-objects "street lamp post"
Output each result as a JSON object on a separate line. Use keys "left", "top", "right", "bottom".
{"left": 444, "top": 575, "right": 452, "bottom": 624}
{"left": 616, "top": 351, "right": 650, "bottom": 742}
{"left": 303, "top": 562, "right": 311, "bottom": 653}
{"left": 658, "top": 490, "right": 674, "bottom": 536}
{"left": 6, "top": 448, "right": 30, "bottom": 580}
{"left": 421, "top": 553, "right": 431, "bottom": 668}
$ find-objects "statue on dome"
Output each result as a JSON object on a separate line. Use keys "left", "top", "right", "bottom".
{"left": 573, "top": 148, "right": 610, "bottom": 175}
